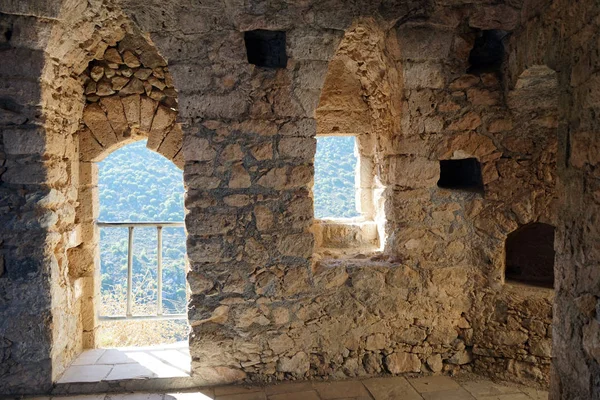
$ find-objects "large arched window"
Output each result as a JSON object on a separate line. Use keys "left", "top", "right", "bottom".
{"left": 97, "top": 140, "right": 188, "bottom": 346}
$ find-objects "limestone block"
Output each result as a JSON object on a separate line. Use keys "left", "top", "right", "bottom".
{"left": 449, "top": 75, "right": 480, "bottom": 90}
{"left": 148, "top": 105, "right": 177, "bottom": 150}
{"left": 140, "top": 97, "right": 158, "bottom": 133}
{"left": 79, "top": 128, "right": 104, "bottom": 162}
{"left": 467, "top": 88, "right": 501, "bottom": 106}
{"left": 220, "top": 144, "right": 243, "bottom": 162}
{"left": 123, "top": 50, "right": 141, "bottom": 68}
{"left": 277, "top": 233, "right": 314, "bottom": 258}
{"left": 186, "top": 213, "right": 236, "bottom": 236}
{"left": 427, "top": 354, "right": 443, "bottom": 373}
{"left": 96, "top": 80, "right": 114, "bottom": 96}
{"left": 183, "top": 136, "right": 216, "bottom": 162}
{"left": 278, "top": 137, "right": 316, "bottom": 161}
{"left": 120, "top": 77, "right": 145, "bottom": 95}
{"left": 2, "top": 127, "right": 44, "bottom": 155}
{"left": 90, "top": 66, "right": 104, "bottom": 82}
{"left": 382, "top": 156, "right": 439, "bottom": 188}
{"left": 470, "top": 5, "right": 520, "bottom": 30}
{"left": 134, "top": 68, "right": 153, "bottom": 80}
{"left": 228, "top": 164, "right": 251, "bottom": 189}
{"left": 82, "top": 104, "right": 117, "bottom": 148}
{"left": 403, "top": 62, "right": 445, "bottom": 89}
{"left": 100, "top": 96, "right": 128, "bottom": 138}
{"left": 157, "top": 124, "right": 183, "bottom": 161}
{"left": 121, "top": 95, "right": 141, "bottom": 128}
{"left": 279, "top": 118, "right": 317, "bottom": 137}
{"left": 103, "top": 47, "right": 122, "bottom": 64}
{"left": 447, "top": 111, "right": 482, "bottom": 131}
{"left": 448, "top": 349, "right": 473, "bottom": 365}
{"left": 111, "top": 76, "right": 130, "bottom": 91}
{"left": 187, "top": 237, "right": 229, "bottom": 263}
{"left": 385, "top": 352, "right": 421, "bottom": 373}
{"left": 277, "top": 352, "right": 310, "bottom": 375}
{"left": 258, "top": 167, "right": 288, "bottom": 189}
{"left": 250, "top": 141, "right": 273, "bottom": 161}
{"left": 529, "top": 338, "right": 552, "bottom": 358}
{"left": 254, "top": 205, "right": 273, "bottom": 231}
{"left": 396, "top": 24, "right": 453, "bottom": 61}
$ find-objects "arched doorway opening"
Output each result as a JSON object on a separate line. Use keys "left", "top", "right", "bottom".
{"left": 96, "top": 140, "right": 188, "bottom": 347}
{"left": 57, "top": 31, "right": 191, "bottom": 384}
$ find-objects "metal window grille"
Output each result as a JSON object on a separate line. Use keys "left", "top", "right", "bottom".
{"left": 96, "top": 222, "right": 187, "bottom": 321}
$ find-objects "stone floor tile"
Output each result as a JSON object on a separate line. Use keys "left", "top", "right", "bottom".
{"left": 477, "top": 394, "right": 531, "bottom": 400}
{"left": 214, "top": 385, "right": 264, "bottom": 396}
{"left": 149, "top": 349, "right": 191, "bottom": 372}
{"left": 57, "top": 365, "right": 113, "bottom": 383}
{"left": 107, "top": 394, "right": 164, "bottom": 400}
{"left": 459, "top": 380, "right": 522, "bottom": 398}
{"left": 520, "top": 388, "right": 549, "bottom": 400}
{"left": 421, "top": 388, "right": 476, "bottom": 400}
{"left": 55, "top": 396, "right": 107, "bottom": 400}
{"left": 96, "top": 349, "right": 139, "bottom": 365}
{"left": 409, "top": 376, "right": 461, "bottom": 393}
{"left": 363, "top": 376, "right": 422, "bottom": 400}
{"left": 264, "top": 382, "right": 314, "bottom": 395}
{"left": 268, "top": 390, "right": 321, "bottom": 400}
{"left": 105, "top": 363, "right": 158, "bottom": 380}
{"left": 122, "top": 352, "right": 189, "bottom": 378}
{"left": 313, "top": 380, "right": 371, "bottom": 399}
{"left": 72, "top": 349, "right": 107, "bottom": 366}
{"left": 214, "top": 392, "right": 267, "bottom": 400}
{"left": 165, "top": 392, "right": 214, "bottom": 400}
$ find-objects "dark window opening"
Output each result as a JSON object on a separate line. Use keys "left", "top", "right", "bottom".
{"left": 505, "top": 223, "right": 555, "bottom": 288}
{"left": 468, "top": 30, "right": 508, "bottom": 73}
{"left": 244, "top": 30, "right": 287, "bottom": 69}
{"left": 437, "top": 158, "right": 484, "bottom": 193}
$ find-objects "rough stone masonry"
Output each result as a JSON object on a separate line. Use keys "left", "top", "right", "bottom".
{"left": 0, "top": 1, "right": 598, "bottom": 399}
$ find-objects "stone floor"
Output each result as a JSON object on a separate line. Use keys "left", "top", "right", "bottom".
{"left": 58, "top": 342, "right": 190, "bottom": 383}
{"left": 40, "top": 374, "right": 548, "bottom": 400}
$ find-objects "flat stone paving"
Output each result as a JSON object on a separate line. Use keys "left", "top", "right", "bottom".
{"left": 58, "top": 342, "right": 190, "bottom": 383}
{"left": 35, "top": 374, "right": 548, "bottom": 400}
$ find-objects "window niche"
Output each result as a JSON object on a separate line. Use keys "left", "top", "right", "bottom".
{"left": 314, "top": 136, "right": 361, "bottom": 220}
{"left": 437, "top": 158, "right": 484, "bottom": 193}
{"left": 505, "top": 223, "right": 555, "bottom": 288}
{"left": 244, "top": 30, "right": 287, "bottom": 69}
{"left": 468, "top": 30, "right": 508, "bottom": 74}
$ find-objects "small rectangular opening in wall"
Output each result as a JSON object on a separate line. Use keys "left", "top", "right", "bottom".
{"left": 314, "top": 136, "right": 361, "bottom": 219}
{"left": 437, "top": 158, "right": 484, "bottom": 193}
{"left": 244, "top": 30, "right": 287, "bottom": 69}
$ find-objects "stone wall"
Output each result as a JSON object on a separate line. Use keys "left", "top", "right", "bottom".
{"left": 504, "top": 0, "right": 600, "bottom": 397}
{"left": 1, "top": 0, "right": 599, "bottom": 398}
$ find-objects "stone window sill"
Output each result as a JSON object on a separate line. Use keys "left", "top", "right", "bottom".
{"left": 313, "top": 218, "right": 380, "bottom": 252}
{"left": 503, "top": 280, "right": 554, "bottom": 299}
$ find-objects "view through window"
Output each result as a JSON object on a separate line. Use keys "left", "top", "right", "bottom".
{"left": 314, "top": 136, "right": 360, "bottom": 219}
{"left": 97, "top": 140, "right": 188, "bottom": 347}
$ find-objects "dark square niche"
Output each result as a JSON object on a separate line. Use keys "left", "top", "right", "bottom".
{"left": 244, "top": 30, "right": 287, "bottom": 69}
{"left": 437, "top": 158, "right": 484, "bottom": 193}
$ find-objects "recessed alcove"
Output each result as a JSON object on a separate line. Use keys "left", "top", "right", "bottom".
{"left": 468, "top": 30, "right": 508, "bottom": 73}
{"left": 505, "top": 223, "right": 555, "bottom": 288}
{"left": 437, "top": 158, "right": 484, "bottom": 193}
{"left": 244, "top": 30, "right": 287, "bottom": 68}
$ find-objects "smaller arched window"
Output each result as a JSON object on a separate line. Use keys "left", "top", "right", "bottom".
{"left": 505, "top": 223, "right": 555, "bottom": 288}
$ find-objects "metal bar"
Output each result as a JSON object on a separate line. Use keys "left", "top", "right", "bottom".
{"left": 157, "top": 226, "right": 163, "bottom": 316}
{"left": 98, "top": 314, "right": 187, "bottom": 322}
{"left": 97, "top": 222, "right": 184, "bottom": 228}
{"left": 126, "top": 226, "right": 134, "bottom": 318}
